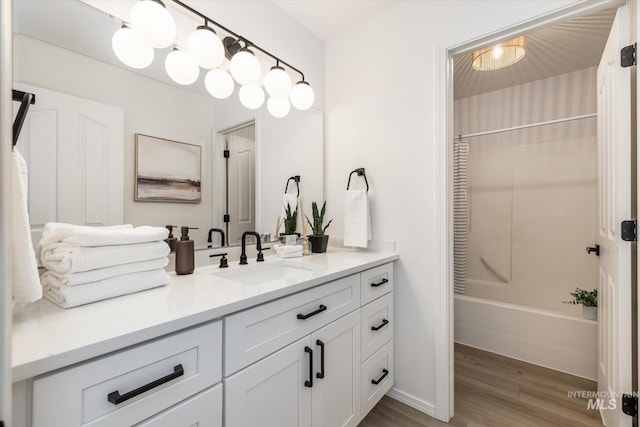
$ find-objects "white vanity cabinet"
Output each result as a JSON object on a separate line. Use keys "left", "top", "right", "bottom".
{"left": 30, "top": 321, "right": 223, "bottom": 427}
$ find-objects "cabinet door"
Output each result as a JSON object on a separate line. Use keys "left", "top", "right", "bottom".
{"left": 311, "top": 311, "right": 361, "bottom": 427}
{"left": 225, "top": 337, "right": 312, "bottom": 427}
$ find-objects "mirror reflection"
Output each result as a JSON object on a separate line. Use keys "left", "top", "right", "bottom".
{"left": 12, "top": 0, "right": 324, "bottom": 249}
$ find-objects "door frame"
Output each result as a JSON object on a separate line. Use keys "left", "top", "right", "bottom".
{"left": 435, "top": 0, "right": 627, "bottom": 421}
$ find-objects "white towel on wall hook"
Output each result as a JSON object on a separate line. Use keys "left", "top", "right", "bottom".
{"left": 11, "top": 148, "right": 43, "bottom": 305}
{"left": 344, "top": 188, "right": 371, "bottom": 248}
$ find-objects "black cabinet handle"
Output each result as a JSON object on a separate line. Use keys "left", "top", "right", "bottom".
{"left": 297, "top": 304, "right": 327, "bottom": 320}
{"left": 305, "top": 346, "right": 313, "bottom": 388}
{"left": 371, "top": 278, "right": 388, "bottom": 288}
{"left": 371, "top": 368, "right": 389, "bottom": 385}
{"left": 316, "top": 339, "right": 325, "bottom": 379}
{"left": 108, "top": 364, "right": 184, "bottom": 405}
{"left": 371, "top": 319, "right": 389, "bottom": 331}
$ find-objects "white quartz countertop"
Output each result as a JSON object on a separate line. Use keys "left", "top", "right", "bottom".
{"left": 12, "top": 248, "right": 397, "bottom": 382}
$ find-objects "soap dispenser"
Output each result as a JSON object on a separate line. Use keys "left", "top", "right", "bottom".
{"left": 164, "top": 225, "right": 177, "bottom": 252}
{"left": 175, "top": 226, "right": 197, "bottom": 275}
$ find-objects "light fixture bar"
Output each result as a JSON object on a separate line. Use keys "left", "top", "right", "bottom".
{"left": 171, "top": 0, "right": 306, "bottom": 81}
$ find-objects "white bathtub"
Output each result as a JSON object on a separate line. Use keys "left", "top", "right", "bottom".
{"left": 454, "top": 294, "right": 597, "bottom": 380}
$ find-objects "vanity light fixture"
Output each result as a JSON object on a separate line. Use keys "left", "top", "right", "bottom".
{"left": 112, "top": 0, "right": 315, "bottom": 117}
{"left": 471, "top": 36, "right": 526, "bottom": 71}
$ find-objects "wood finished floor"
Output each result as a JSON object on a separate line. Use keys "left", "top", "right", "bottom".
{"left": 359, "top": 344, "right": 604, "bottom": 427}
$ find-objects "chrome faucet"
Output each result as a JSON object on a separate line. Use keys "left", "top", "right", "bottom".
{"left": 207, "top": 228, "right": 226, "bottom": 248}
{"left": 240, "top": 231, "right": 264, "bottom": 265}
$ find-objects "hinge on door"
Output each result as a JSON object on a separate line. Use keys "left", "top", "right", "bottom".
{"left": 223, "top": 149, "right": 230, "bottom": 158}
{"left": 223, "top": 214, "right": 230, "bottom": 223}
{"left": 621, "top": 43, "right": 637, "bottom": 67}
{"left": 622, "top": 393, "right": 638, "bottom": 417}
{"left": 621, "top": 220, "right": 637, "bottom": 242}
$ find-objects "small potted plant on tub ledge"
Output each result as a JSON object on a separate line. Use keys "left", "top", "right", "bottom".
{"left": 564, "top": 287, "right": 598, "bottom": 320}
{"left": 305, "top": 201, "right": 333, "bottom": 253}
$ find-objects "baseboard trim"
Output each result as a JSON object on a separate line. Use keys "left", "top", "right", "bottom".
{"left": 386, "top": 387, "right": 436, "bottom": 418}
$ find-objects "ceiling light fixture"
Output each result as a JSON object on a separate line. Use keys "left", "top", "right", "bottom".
{"left": 471, "top": 36, "right": 526, "bottom": 71}
{"left": 112, "top": 0, "right": 315, "bottom": 117}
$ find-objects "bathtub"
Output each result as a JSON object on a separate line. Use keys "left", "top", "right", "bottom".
{"left": 454, "top": 294, "right": 597, "bottom": 380}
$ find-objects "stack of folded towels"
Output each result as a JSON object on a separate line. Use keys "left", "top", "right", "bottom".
{"left": 37, "top": 223, "right": 170, "bottom": 308}
{"left": 274, "top": 244, "right": 303, "bottom": 258}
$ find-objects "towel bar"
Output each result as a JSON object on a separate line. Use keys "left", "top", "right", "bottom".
{"left": 285, "top": 175, "right": 300, "bottom": 196}
{"left": 12, "top": 89, "right": 36, "bottom": 147}
{"left": 347, "top": 168, "right": 369, "bottom": 192}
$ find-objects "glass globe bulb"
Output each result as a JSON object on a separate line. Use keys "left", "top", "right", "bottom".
{"left": 239, "top": 84, "right": 265, "bottom": 110}
{"left": 290, "top": 81, "right": 314, "bottom": 110}
{"left": 165, "top": 49, "right": 199, "bottom": 85}
{"left": 130, "top": 0, "right": 176, "bottom": 48}
{"left": 188, "top": 26, "right": 224, "bottom": 69}
{"left": 112, "top": 26, "right": 154, "bottom": 69}
{"left": 267, "top": 97, "right": 291, "bottom": 118}
{"left": 205, "top": 68, "right": 234, "bottom": 99}
{"left": 229, "top": 48, "right": 261, "bottom": 85}
{"left": 264, "top": 66, "right": 292, "bottom": 98}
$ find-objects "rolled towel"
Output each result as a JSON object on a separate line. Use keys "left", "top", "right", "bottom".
{"left": 37, "top": 223, "right": 168, "bottom": 251}
{"left": 43, "top": 269, "right": 170, "bottom": 308}
{"left": 344, "top": 189, "right": 371, "bottom": 248}
{"left": 11, "top": 148, "right": 42, "bottom": 304}
{"left": 41, "top": 257, "right": 169, "bottom": 287}
{"left": 40, "top": 241, "right": 170, "bottom": 274}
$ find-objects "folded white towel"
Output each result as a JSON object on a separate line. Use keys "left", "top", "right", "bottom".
{"left": 43, "top": 269, "right": 169, "bottom": 308}
{"left": 40, "top": 241, "right": 170, "bottom": 274}
{"left": 11, "top": 149, "right": 42, "bottom": 305}
{"left": 344, "top": 189, "right": 371, "bottom": 248}
{"left": 277, "top": 250, "right": 303, "bottom": 259}
{"left": 40, "top": 257, "right": 169, "bottom": 287}
{"left": 37, "top": 223, "right": 168, "bottom": 250}
{"left": 274, "top": 244, "right": 304, "bottom": 254}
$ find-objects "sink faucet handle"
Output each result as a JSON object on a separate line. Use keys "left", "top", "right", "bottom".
{"left": 257, "top": 251, "right": 264, "bottom": 262}
{"left": 209, "top": 252, "right": 229, "bottom": 268}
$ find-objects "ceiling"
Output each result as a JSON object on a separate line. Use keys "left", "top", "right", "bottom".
{"left": 453, "top": 7, "right": 618, "bottom": 99}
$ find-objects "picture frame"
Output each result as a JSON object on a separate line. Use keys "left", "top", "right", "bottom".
{"left": 134, "top": 134, "right": 201, "bottom": 203}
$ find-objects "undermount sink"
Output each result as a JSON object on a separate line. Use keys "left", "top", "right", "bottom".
{"left": 211, "top": 260, "right": 321, "bottom": 286}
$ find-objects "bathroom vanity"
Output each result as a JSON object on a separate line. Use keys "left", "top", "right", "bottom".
{"left": 11, "top": 249, "right": 397, "bottom": 426}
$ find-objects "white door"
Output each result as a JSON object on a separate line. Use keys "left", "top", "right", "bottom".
{"left": 225, "top": 124, "right": 255, "bottom": 245}
{"left": 224, "top": 336, "right": 312, "bottom": 427}
{"left": 597, "top": 5, "right": 632, "bottom": 426}
{"left": 311, "top": 311, "right": 361, "bottom": 427}
{"left": 13, "top": 84, "right": 124, "bottom": 248}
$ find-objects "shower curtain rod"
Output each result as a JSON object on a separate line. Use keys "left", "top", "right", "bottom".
{"left": 456, "top": 112, "right": 596, "bottom": 140}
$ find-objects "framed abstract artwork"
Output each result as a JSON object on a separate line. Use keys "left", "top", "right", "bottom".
{"left": 134, "top": 134, "right": 201, "bottom": 202}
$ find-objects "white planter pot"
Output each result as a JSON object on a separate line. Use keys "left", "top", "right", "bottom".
{"left": 583, "top": 305, "right": 598, "bottom": 321}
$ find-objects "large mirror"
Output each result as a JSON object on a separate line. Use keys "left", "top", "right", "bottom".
{"left": 12, "top": 0, "right": 324, "bottom": 248}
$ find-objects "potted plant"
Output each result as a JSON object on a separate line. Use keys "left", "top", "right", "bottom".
{"left": 563, "top": 287, "right": 598, "bottom": 320}
{"left": 305, "top": 201, "right": 333, "bottom": 253}
{"left": 281, "top": 203, "right": 298, "bottom": 245}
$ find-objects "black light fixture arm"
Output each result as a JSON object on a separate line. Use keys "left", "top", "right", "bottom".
{"left": 170, "top": 0, "right": 306, "bottom": 81}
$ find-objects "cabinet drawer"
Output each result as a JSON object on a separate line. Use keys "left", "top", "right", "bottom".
{"left": 32, "top": 321, "right": 222, "bottom": 427}
{"left": 361, "top": 339, "right": 393, "bottom": 416}
{"left": 136, "top": 385, "right": 222, "bottom": 427}
{"left": 361, "top": 292, "right": 393, "bottom": 362}
{"left": 225, "top": 274, "right": 360, "bottom": 376}
{"left": 361, "top": 263, "right": 393, "bottom": 305}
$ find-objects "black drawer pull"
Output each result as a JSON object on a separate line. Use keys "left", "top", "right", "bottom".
{"left": 371, "top": 278, "right": 388, "bottom": 288}
{"left": 305, "top": 346, "right": 313, "bottom": 388}
{"left": 371, "top": 319, "right": 389, "bottom": 331}
{"left": 371, "top": 368, "right": 389, "bottom": 385}
{"left": 297, "top": 304, "right": 327, "bottom": 320}
{"left": 316, "top": 339, "right": 325, "bottom": 379}
{"left": 108, "top": 364, "right": 184, "bottom": 405}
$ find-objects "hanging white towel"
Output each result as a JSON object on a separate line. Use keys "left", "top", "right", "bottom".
{"left": 42, "top": 269, "right": 170, "bottom": 308}
{"left": 40, "top": 241, "right": 170, "bottom": 274}
{"left": 281, "top": 193, "right": 298, "bottom": 217}
{"left": 344, "top": 189, "right": 371, "bottom": 248}
{"left": 37, "top": 223, "right": 168, "bottom": 249}
{"left": 40, "top": 257, "right": 169, "bottom": 287}
{"left": 11, "top": 149, "right": 42, "bottom": 305}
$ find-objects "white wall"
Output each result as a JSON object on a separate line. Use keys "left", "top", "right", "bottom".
{"left": 456, "top": 68, "right": 598, "bottom": 316}
{"left": 325, "top": 0, "right": 584, "bottom": 417}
